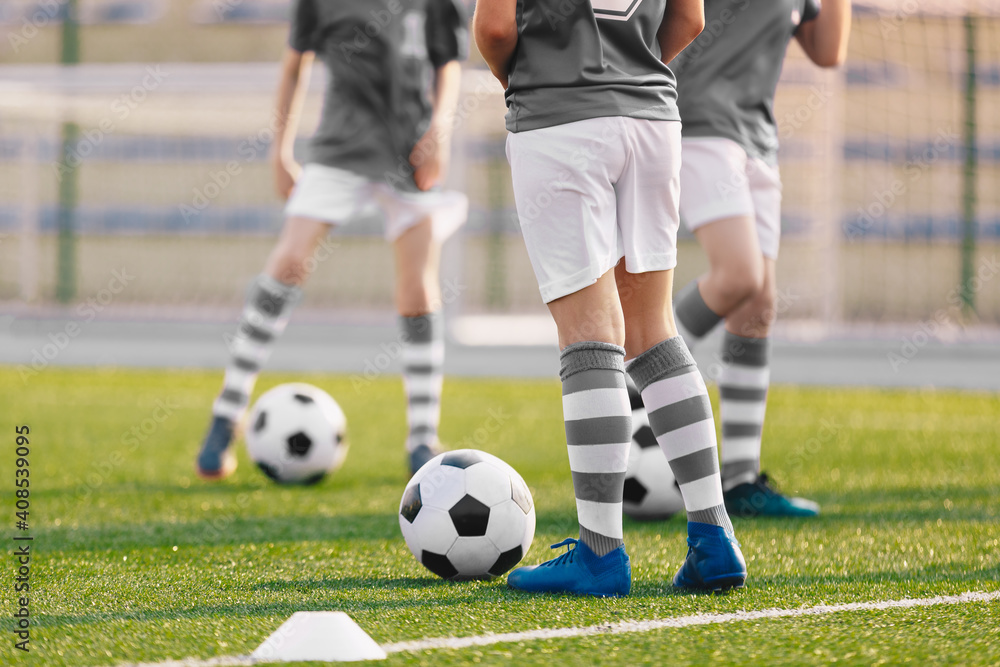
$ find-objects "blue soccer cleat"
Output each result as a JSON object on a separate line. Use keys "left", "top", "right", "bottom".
{"left": 507, "top": 538, "right": 631, "bottom": 597}
{"left": 724, "top": 472, "right": 820, "bottom": 518}
{"left": 196, "top": 415, "right": 237, "bottom": 480}
{"left": 408, "top": 440, "right": 443, "bottom": 477}
{"left": 673, "top": 521, "right": 748, "bottom": 592}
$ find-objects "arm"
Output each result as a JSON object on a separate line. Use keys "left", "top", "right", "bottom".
{"left": 657, "top": 0, "right": 705, "bottom": 66}
{"left": 473, "top": 0, "right": 518, "bottom": 88}
{"left": 410, "top": 60, "right": 463, "bottom": 191}
{"left": 269, "top": 47, "right": 315, "bottom": 199}
{"left": 795, "top": 0, "right": 852, "bottom": 68}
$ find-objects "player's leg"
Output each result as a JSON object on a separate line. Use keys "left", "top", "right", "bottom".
{"left": 674, "top": 138, "right": 763, "bottom": 349}
{"left": 613, "top": 120, "right": 745, "bottom": 591}
{"left": 197, "top": 216, "right": 329, "bottom": 479}
{"left": 392, "top": 216, "right": 447, "bottom": 475}
{"left": 716, "top": 159, "right": 819, "bottom": 517}
{"left": 503, "top": 117, "right": 632, "bottom": 597}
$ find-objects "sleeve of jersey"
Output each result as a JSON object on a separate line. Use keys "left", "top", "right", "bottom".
{"left": 800, "top": 0, "right": 822, "bottom": 26}
{"left": 427, "top": 0, "right": 470, "bottom": 68}
{"left": 287, "top": 0, "right": 318, "bottom": 53}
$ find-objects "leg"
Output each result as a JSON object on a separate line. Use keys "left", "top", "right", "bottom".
{"left": 718, "top": 259, "right": 819, "bottom": 517}
{"left": 674, "top": 215, "right": 763, "bottom": 348}
{"left": 393, "top": 218, "right": 447, "bottom": 474}
{"left": 717, "top": 257, "right": 775, "bottom": 491}
{"left": 197, "top": 216, "right": 329, "bottom": 479}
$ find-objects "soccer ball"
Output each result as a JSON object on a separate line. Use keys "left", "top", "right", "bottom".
{"left": 399, "top": 449, "right": 535, "bottom": 580}
{"left": 622, "top": 407, "right": 685, "bottom": 520}
{"left": 245, "top": 383, "right": 348, "bottom": 485}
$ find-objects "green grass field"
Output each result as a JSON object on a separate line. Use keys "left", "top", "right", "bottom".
{"left": 1, "top": 366, "right": 998, "bottom": 666}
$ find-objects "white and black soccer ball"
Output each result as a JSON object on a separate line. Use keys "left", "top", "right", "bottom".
{"left": 399, "top": 449, "right": 535, "bottom": 580}
{"left": 622, "top": 403, "right": 685, "bottom": 520}
{"left": 246, "top": 383, "right": 348, "bottom": 485}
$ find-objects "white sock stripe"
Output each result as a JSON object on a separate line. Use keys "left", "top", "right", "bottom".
{"left": 677, "top": 475, "right": 725, "bottom": 512}
{"left": 211, "top": 397, "right": 243, "bottom": 421}
{"left": 718, "top": 366, "right": 770, "bottom": 389}
{"left": 640, "top": 370, "right": 707, "bottom": 412}
{"left": 222, "top": 369, "right": 256, "bottom": 395}
{"left": 720, "top": 436, "right": 762, "bottom": 463}
{"left": 402, "top": 341, "right": 446, "bottom": 366}
{"left": 655, "top": 420, "right": 719, "bottom": 461}
{"left": 567, "top": 443, "right": 630, "bottom": 474}
{"left": 562, "top": 388, "right": 631, "bottom": 422}
{"left": 228, "top": 337, "right": 270, "bottom": 364}
{"left": 720, "top": 400, "right": 768, "bottom": 425}
{"left": 404, "top": 374, "right": 444, "bottom": 396}
{"left": 575, "top": 499, "right": 624, "bottom": 540}
{"left": 407, "top": 404, "right": 441, "bottom": 427}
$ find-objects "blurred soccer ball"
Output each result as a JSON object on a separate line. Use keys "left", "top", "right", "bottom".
{"left": 622, "top": 408, "right": 685, "bottom": 520}
{"left": 399, "top": 449, "right": 535, "bottom": 580}
{"left": 246, "top": 383, "right": 348, "bottom": 485}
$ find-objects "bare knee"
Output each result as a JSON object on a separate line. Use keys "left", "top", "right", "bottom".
{"left": 265, "top": 240, "right": 315, "bottom": 286}
{"left": 711, "top": 257, "right": 765, "bottom": 310}
{"left": 735, "top": 282, "right": 778, "bottom": 338}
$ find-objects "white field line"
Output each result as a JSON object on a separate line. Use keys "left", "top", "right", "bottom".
{"left": 122, "top": 590, "right": 1000, "bottom": 666}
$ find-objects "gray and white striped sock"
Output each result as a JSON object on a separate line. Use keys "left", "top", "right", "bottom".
{"left": 213, "top": 274, "right": 301, "bottom": 422}
{"left": 628, "top": 336, "right": 734, "bottom": 534}
{"left": 401, "top": 312, "right": 445, "bottom": 453}
{"left": 560, "top": 342, "right": 632, "bottom": 557}
{"left": 719, "top": 332, "right": 770, "bottom": 491}
{"left": 674, "top": 280, "right": 723, "bottom": 350}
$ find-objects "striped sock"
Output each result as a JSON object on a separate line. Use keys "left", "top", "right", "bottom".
{"left": 561, "top": 342, "right": 632, "bottom": 557}
{"left": 627, "top": 336, "right": 734, "bottom": 534}
{"left": 213, "top": 274, "right": 301, "bottom": 422}
{"left": 674, "top": 280, "right": 722, "bottom": 350}
{"left": 401, "top": 311, "right": 445, "bottom": 453}
{"left": 719, "top": 332, "right": 770, "bottom": 491}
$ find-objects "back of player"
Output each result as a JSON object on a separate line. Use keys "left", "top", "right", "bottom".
{"left": 475, "top": 0, "right": 747, "bottom": 596}
{"left": 663, "top": 0, "right": 851, "bottom": 517}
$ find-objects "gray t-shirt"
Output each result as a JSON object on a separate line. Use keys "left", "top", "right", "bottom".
{"left": 504, "top": 0, "right": 679, "bottom": 133}
{"left": 289, "top": 0, "right": 467, "bottom": 189}
{"left": 671, "top": 0, "right": 820, "bottom": 164}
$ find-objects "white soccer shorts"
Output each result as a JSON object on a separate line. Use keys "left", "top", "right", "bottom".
{"left": 284, "top": 163, "right": 468, "bottom": 243}
{"left": 506, "top": 117, "right": 682, "bottom": 304}
{"left": 679, "top": 137, "right": 783, "bottom": 259}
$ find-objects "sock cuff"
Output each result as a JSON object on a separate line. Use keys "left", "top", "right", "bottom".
{"left": 675, "top": 281, "right": 722, "bottom": 338}
{"left": 721, "top": 331, "right": 770, "bottom": 367}
{"left": 626, "top": 336, "right": 695, "bottom": 392}
{"left": 559, "top": 341, "right": 625, "bottom": 381}
{"left": 252, "top": 273, "right": 303, "bottom": 315}
{"left": 400, "top": 311, "right": 443, "bottom": 344}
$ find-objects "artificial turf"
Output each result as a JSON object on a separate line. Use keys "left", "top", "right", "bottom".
{"left": 1, "top": 366, "right": 997, "bottom": 666}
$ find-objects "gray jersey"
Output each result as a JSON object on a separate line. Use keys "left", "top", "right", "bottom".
{"left": 504, "top": 0, "right": 679, "bottom": 133}
{"left": 672, "top": 0, "right": 820, "bottom": 163}
{"left": 289, "top": 0, "right": 467, "bottom": 189}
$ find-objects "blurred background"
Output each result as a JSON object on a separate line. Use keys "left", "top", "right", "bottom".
{"left": 0, "top": 0, "right": 998, "bottom": 388}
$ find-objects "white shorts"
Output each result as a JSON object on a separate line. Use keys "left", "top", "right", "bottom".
{"left": 506, "top": 117, "right": 682, "bottom": 303}
{"left": 679, "top": 137, "right": 782, "bottom": 259}
{"left": 284, "top": 163, "right": 468, "bottom": 243}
